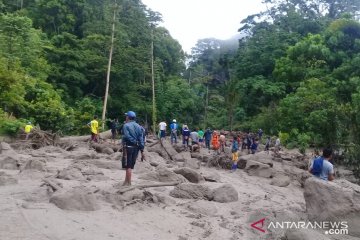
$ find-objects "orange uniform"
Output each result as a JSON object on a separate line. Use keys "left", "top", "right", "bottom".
{"left": 212, "top": 133, "right": 220, "bottom": 150}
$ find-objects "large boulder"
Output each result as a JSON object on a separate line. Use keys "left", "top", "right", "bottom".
{"left": 160, "top": 139, "right": 178, "bottom": 158}
{"left": 183, "top": 158, "right": 200, "bottom": 170}
{"left": 211, "top": 184, "right": 238, "bottom": 203}
{"left": 139, "top": 166, "right": 187, "bottom": 183}
{"left": 170, "top": 183, "right": 212, "bottom": 200}
{"left": 173, "top": 167, "right": 204, "bottom": 183}
{"left": 270, "top": 174, "right": 291, "bottom": 187}
{"left": 304, "top": 178, "right": 360, "bottom": 237}
{"left": 238, "top": 151, "right": 273, "bottom": 169}
{"left": 147, "top": 144, "right": 170, "bottom": 160}
{"left": 50, "top": 187, "right": 99, "bottom": 211}
{"left": 173, "top": 152, "right": 191, "bottom": 162}
{"left": 245, "top": 160, "right": 273, "bottom": 178}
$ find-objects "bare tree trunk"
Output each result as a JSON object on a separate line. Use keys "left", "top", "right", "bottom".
{"left": 102, "top": 0, "right": 117, "bottom": 130}
{"left": 204, "top": 83, "right": 209, "bottom": 129}
{"left": 151, "top": 28, "right": 157, "bottom": 134}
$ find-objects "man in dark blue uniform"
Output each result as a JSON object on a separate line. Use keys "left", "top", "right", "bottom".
{"left": 122, "top": 111, "right": 145, "bottom": 186}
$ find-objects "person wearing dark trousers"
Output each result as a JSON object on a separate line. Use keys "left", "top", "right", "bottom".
{"left": 122, "top": 111, "right": 145, "bottom": 186}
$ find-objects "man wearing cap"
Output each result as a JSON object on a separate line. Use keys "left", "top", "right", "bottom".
{"left": 24, "top": 122, "right": 33, "bottom": 140}
{"left": 170, "top": 119, "right": 178, "bottom": 144}
{"left": 122, "top": 111, "right": 145, "bottom": 186}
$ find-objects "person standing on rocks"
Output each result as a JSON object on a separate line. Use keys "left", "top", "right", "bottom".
{"left": 309, "top": 148, "right": 335, "bottom": 181}
{"left": 204, "top": 128, "right": 212, "bottom": 151}
{"left": 24, "top": 122, "right": 34, "bottom": 140}
{"left": 110, "top": 118, "right": 118, "bottom": 144}
{"left": 251, "top": 139, "right": 258, "bottom": 154}
{"left": 158, "top": 120, "right": 167, "bottom": 139}
{"left": 190, "top": 128, "right": 200, "bottom": 152}
{"left": 198, "top": 128, "right": 204, "bottom": 147}
{"left": 212, "top": 131, "right": 220, "bottom": 154}
{"left": 122, "top": 111, "right": 145, "bottom": 186}
{"left": 170, "top": 119, "right": 178, "bottom": 144}
{"left": 219, "top": 134, "right": 226, "bottom": 153}
{"left": 274, "top": 137, "right": 281, "bottom": 155}
{"left": 87, "top": 116, "right": 99, "bottom": 142}
{"left": 231, "top": 136, "right": 239, "bottom": 171}
{"left": 182, "top": 125, "right": 190, "bottom": 151}
{"left": 265, "top": 136, "right": 271, "bottom": 153}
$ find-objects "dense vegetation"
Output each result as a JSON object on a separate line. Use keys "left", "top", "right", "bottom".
{"left": 1, "top": 0, "right": 360, "bottom": 173}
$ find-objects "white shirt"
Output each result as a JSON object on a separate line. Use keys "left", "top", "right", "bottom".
{"left": 275, "top": 138, "right": 280, "bottom": 146}
{"left": 159, "top": 122, "right": 167, "bottom": 131}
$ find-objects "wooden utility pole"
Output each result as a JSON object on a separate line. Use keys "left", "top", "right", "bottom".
{"left": 102, "top": 0, "right": 117, "bottom": 130}
{"left": 204, "top": 82, "right": 209, "bottom": 129}
{"left": 151, "top": 27, "right": 157, "bottom": 134}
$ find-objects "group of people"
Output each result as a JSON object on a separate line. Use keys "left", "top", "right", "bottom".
{"left": 158, "top": 119, "right": 230, "bottom": 153}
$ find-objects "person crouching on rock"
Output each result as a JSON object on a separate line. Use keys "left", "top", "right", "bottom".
{"left": 122, "top": 111, "right": 145, "bottom": 186}
{"left": 308, "top": 148, "right": 335, "bottom": 181}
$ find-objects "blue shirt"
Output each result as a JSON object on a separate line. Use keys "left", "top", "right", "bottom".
{"left": 232, "top": 141, "right": 239, "bottom": 152}
{"left": 170, "top": 123, "right": 178, "bottom": 131}
{"left": 310, "top": 159, "right": 334, "bottom": 181}
{"left": 204, "top": 130, "right": 212, "bottom": 141}
{"left": 182, "top": 128, "right": 190, "bottom": 137}
{"left": 122, "top": 121, "right": 145, "bottom": 150}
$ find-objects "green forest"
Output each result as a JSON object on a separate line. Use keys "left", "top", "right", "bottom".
{"left": 1, "top": 0, "right": 360, "bottom": 170}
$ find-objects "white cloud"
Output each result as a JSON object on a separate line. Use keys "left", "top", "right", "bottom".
{"left": 142, "top": 0, "right": 265, "bottom": 53}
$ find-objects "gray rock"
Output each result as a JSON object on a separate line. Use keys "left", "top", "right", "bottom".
{"left": 139, "top": 166, "right": 187, "bottom": 183}
{"left": 148, "top": 144, "right": 170, "bottom": 160}
{"left": 57, "top": 168, "right": 85, "bottom": 180}
{"left": 270, "top": 174, "right": 291, "bottom": 187}
{"left": 160, "top": 139, "right": 178, "bottom": 158}
{"left": 50, "top": 187, "right": 99, "bottom": 211}
{"left": 211, "top": 184, "right": 238, "bottom": 203}
{"left": 173, "top": 152, "right": 191, "bottom": 162}
{"left": 304, "top": 178, "right": 360, "bottom": 237}
{"left": 238, "top": 151, "right": 274, "bottom": 168}
{"left": 102, "top": 147, "right": 114, "bottom": 155}
{"left": 183, "top": 158, "right": 200, "bottom": 170}
{"left": 173, "top": 167, "right": 204, "bottom": 183}
{"left": 0, "top": 156, "right": 19, "bottom": 170}
{"left": 170, "top": 183, "right": 212, "bottom": 200}
{"left": 245, "top": 160, "right": 273, "bottom": 178}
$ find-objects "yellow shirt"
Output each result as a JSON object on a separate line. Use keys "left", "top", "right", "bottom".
{"left": 25, "top": 125, "right": 33, "bottom": 133}
{"left": 90, "top": 120, "right": 99, "bottom": 134}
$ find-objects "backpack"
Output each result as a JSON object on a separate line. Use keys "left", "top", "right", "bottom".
{"left": 311, "top": 157, "right": 324, "bottom": 177}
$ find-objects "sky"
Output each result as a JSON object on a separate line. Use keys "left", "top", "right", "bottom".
{"left": 141, "top": 0, "right": 265, "bottom": 53}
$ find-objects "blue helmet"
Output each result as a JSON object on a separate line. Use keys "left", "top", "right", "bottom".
{"left": 125, "top": 111, "right": 136, "bottom": 118}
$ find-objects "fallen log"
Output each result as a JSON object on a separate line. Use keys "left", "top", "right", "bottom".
{"left": 117, "top": 181, "right": 180, "bottom": 194}
{"left": 60, "top": 130, "right": 112, "bottom": 142}
{"left": 148, "top": 140, "right": 160, "bottom": 148}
